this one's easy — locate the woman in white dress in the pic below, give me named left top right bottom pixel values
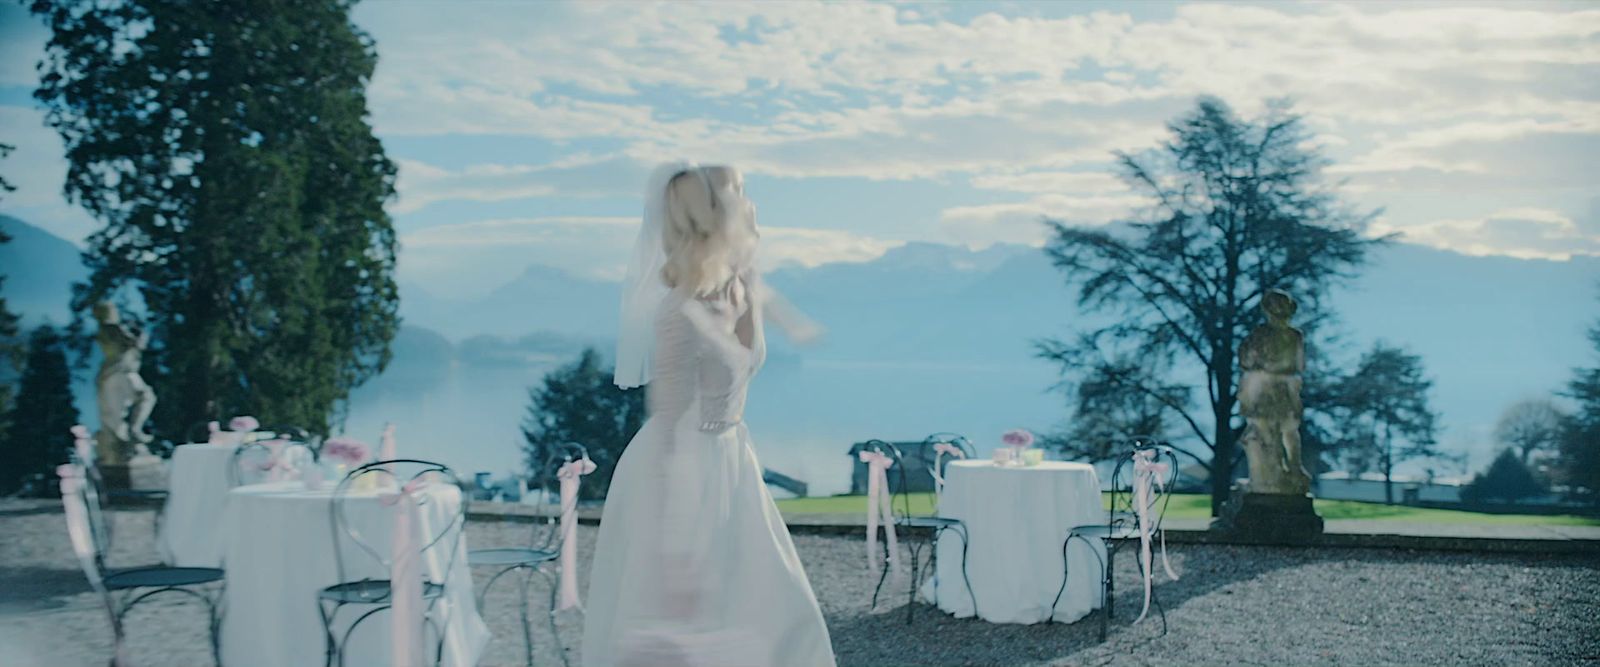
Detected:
left=581, top=163, right=836, bottom=667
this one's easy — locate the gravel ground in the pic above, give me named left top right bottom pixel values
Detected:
left=2, top=501, right=1597, bottom=667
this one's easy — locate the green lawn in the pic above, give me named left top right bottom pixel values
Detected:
left=775, top=493, right=1600, bottom=526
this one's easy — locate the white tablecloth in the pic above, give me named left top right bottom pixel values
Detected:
left=920, top=460, right=1106, bottom=624
left=158, top=443, right=235, bottom=566
left=219, top=481, right=489, bottom=667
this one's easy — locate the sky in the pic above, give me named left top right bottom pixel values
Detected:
left=1, top=1, right=1598, bottom=298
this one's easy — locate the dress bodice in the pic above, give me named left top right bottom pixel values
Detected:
left=647, top=272, right=767, bottom=430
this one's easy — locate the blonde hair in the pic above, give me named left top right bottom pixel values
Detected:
left=660, top=165, right=756, bottom=296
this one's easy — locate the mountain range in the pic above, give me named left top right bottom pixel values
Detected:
left=3, top=214, right=1596, bottom=485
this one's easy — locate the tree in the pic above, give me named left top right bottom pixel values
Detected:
left=1495, top=399, right=1566, bottom=468
left=1329, top=342, right=1441, bottom=504
left=1042, top=342, right=1187, bottom=462
left=0, top=326, right=79, bottom=496
left=0, top=142, right=22, bottom=441
left=1558, top=299, right=1600, bottom=502
left=1461, top=448, right=1546, bottom=504
left=31, top=0, right=399, bottom=439
left=521, top=348, right=647, bottom=501
left=1039, top=97, right=1386, bottom=515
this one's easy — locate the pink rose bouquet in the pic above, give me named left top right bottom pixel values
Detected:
left=322, top=437, right=371, bottom=466
left=1001, top=429, right=1035, bottom=449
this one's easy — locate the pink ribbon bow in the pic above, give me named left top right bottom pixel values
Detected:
left=254, top=440, right=301, bottom=482
left=859, top=450, right=903, bottom=604
left=929, top=442, right=965, bottom=494
left=1131, top=449, right=1180, bottom=623
left=70, top=425, right=93, bottom=465
left=380, top=479, right=429, bottom=667
left=556, top=457, right=597, bottom=611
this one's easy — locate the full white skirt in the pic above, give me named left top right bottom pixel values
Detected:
left=581, top=404, right=836, bottom=667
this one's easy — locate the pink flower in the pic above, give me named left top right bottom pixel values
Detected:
left=322, top=437, right=371, bottom=465
left=229, top=416, right=260, bottom=432
left=70, top=425, right=90, bottom=440
left=1002, top=429, right=1035, bottom=448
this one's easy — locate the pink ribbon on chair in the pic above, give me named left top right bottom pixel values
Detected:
left=70, top=425, right=93, bottom=465
left=59, top=463, right=127, bottom=666
left=929, top=442, right=965, bottom=493
left=380, top=423, right=398, bottom=463
left=257, top=440, right=299, bottom=482
left=556, top=456, right=597, bottom=611
left=380, top=479, right=428, bottom=667
left=859, top=450, right=903, bottom=601
left=1131, top=449, right=1180, bottom=623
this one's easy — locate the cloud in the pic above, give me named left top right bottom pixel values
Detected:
left=391, top=153, right=636, bottom=214
left=1372, top=207, right=1600, bottom=260
left=939, top=193, right=1147, bottom=248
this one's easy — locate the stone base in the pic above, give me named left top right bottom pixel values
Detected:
left=127, top=454, right=168, bottom=491
left=98, top=464, right=133, bottom=491
left=1210, top=488, right=1325, bottom=544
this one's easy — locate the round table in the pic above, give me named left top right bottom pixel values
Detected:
left=158, top=443, right=236, bottom=566
left=219, top=481, right=489, bottom=667
left=920, top=459, right=1106, bottom=624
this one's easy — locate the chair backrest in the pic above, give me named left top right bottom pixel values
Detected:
left=858, top=439, right=918, bottom=522
left=229, top=440, right=316, bottom=488
left=521, top=442, right=590, bottom=553
left=1107, top=438, right=1180, bottom=533
left=330, top=459, right=469, bottom=586
left=260, top=425, right=318, bottom=458
left=918, top=432, right=975, bottom=501
left=57, top=464, right=109, bottom=590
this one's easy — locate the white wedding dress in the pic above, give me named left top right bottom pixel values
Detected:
left=582, top=274, right=836, bottom=667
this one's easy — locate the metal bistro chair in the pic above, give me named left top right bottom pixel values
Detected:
left=467, top=442, right=589, bottom=667
left=864, top=438, right=978, bottom=624
left=58, top=461, right=225, bottom=666
left=70, top=441, right=170, bottom=549
left=317, top=459, right=469, bottom=667
left=1050, top=438, right=1179, bottom=641
left=228, top=439, right=316, bottom=488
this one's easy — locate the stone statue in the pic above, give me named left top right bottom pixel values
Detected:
left=93, top=301, right=157, bottom=466
left=1236, top=289, right=1312, bottom=495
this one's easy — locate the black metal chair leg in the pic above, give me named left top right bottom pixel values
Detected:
left=518, top=566, right=535, bottom=667
left=869, top=531, right=891, bottom=612
left=957, top=524, right=977, bottom=617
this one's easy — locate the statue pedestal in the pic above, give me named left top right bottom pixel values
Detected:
left=127, top=453, right=168, bottom=492
left=1211, top=486, right=1324, bottom=544
left=98, top=458, right=168, bottom=495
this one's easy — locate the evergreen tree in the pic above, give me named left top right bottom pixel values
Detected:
left=31, top=0, right=399, bottom=438
left=521, top=348, right=647, bottom=501
left=1038, top=97, right=1386, bottom=515
left=1461, top=448, right=1546, bottom=504
left=1328, top=342, right=1440, bottom=504
left=0, top=326, right=78, bottom=496
left=1558, top=298, right=1600, bottom=502
left=0, top=142, right=22, bottom=446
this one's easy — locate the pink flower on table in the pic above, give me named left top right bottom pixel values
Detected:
left=1001, top=429, right=1035, bottom=448
left=229, top=416, right=260, bottom=432
left=322, top=437, right=371, bottom=466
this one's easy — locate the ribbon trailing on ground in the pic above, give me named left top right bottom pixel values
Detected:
left=380, top=479, right=428, bottom=667
left=556, top=456, right=597, bottom=611
left=859, top=450, right=903, bottom=603
left=1131, top=449, right=1180, bottom=623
